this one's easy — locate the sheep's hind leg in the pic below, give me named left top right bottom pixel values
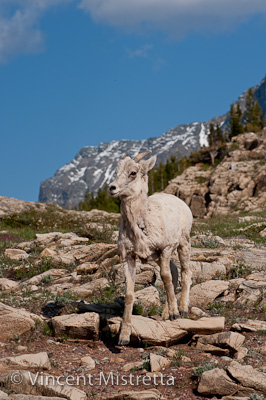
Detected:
left=118, top=256, right=136, bottom=346
left=161, top=260, right=178, bottom=320
left=159, top=248, right=179, bottom=320
left=177, top=237, right=192, bottom=317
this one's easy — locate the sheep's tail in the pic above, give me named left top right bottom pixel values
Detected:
left=170, top=260, right=179, bottom=294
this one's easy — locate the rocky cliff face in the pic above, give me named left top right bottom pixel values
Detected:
left=164, top=129, right=266, bottom=217
left=39, top=76, right=266, bottom=209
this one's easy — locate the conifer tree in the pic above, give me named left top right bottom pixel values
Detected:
left=79, top=185, right=120, bottom=213
left=216, top=123, right=224, bottom=143
left=208, top=123, right=215, bottom=147
left=244, top=88, right=263, bottom=132
left=229, top=103, right=244, bottom=139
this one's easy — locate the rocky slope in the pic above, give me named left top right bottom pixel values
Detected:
left=39, top=76, right=266, bottom=208
left=165, top=129, right=266, bottom=217
left=0, top=204, right=266, bottom=399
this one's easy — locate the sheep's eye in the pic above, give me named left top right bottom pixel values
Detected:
left=130, top=171, right=137, bottom=177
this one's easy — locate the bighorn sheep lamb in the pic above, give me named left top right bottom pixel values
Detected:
left=109, top=152, right=193, bottom=345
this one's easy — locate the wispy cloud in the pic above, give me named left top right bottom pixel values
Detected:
left=126, top=44, right=153, bottom=59
left=1, top=0, right=266, bottom=63
left=0, top=0, right=72, bottom=63
left=79, top=0, right=266, bottom=38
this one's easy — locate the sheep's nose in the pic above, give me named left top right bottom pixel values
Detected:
left=109, top=185, right=116, bottom=191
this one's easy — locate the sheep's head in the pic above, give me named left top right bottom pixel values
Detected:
left=109, top=152, right=157, bottom=198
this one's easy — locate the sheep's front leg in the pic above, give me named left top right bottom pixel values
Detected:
left=178, top=238, right=192, bottom=317
left=118, top=256, right=136, bottom=346
left=159, top=247, right=179, bottom=320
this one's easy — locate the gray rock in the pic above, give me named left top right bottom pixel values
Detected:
left=72, top=278, right=109, bottom=297
left=150, top=353, right=171, bottom=372
left=0, top=303, right=41, bottom=342
left=227, top=361, right=266, bottom=394
left=198, top=368, right=239, bottom=396
left=51, top=312, right=100, bottom=340
left=0, top=390, right=8, bottom=399
left=196, top=331, right=245, bottom=356
left=134, top=286, right=160, bottom=307
left=232, top=320, right=266, bottom=332
left=4, top=249, right=29, bottom=261
left=189, top=280, right=229, bottom=307
left=0, top=352, right=51, bottom=370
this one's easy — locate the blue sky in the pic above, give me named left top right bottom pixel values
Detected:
left=1, top=0, right=266, bottom=202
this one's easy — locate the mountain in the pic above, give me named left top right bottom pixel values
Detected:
left=39, top=76, right=266, bottom=208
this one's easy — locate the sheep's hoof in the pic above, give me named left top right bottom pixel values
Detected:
left=169, top=313, right=179, bottom=321
left=180, top=311, right=188, bottom=318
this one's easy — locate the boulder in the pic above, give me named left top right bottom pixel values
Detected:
left=234, top=347, right=248, bottom=360
left=122, top=361, right=144, bottom=372
left=190, top=307, right=208, bottom=318
left=0, top=278, right=19, bottom=291
left=51, top=312, right=100, bottom=340
left=150, top=353, right=171, bottom=372
left=39, top=248, right=57, bottom=258
left=189, top=280, right=229, bottom=307
left=80, top=355, right=95, bottom=370
left=198, top=368, right=239, bottom=396
left=76, top=262, right=98, bottom=274
left=227, top=361, right=266, bottom=394
left=196, top=331, right=245, bottom=356
left=134, top=286, right=160, bottom=307
left=0, top=352, right=51, bottom=370
left=24, top=269, right=69, bottom=286
left=4, top=249, right=29, bottom=261
left=191, top=261, right=226, bottom=282
left=72, top=278, right=109, bottom=297
left=0, top=303, right=41, bottom=342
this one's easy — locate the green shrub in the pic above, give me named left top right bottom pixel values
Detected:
left=193, top=363, right=216, bottom=378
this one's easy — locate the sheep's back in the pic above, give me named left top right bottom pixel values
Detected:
left=147, top=193, right=192, bottom=248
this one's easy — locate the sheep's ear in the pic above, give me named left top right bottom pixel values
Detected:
left=140, top=155, right=157, bottom=173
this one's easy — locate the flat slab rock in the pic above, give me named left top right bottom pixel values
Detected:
left=108, top=315, right=225, bottom=346
left=24, top=269, right=69, bottom=286
left=0, top=370, right=86, bottom=400
left=51, top=312, right=100, bottom=340
left=189, top=280, right=229, bottom=307
left=196, top=331, right=245, bottom=356
left=107, top=389, right=163, bottom=400
left=232, top=319, right=266, bottom=332
left=227, top=361, right=266, bottom=394
left=0, top=352, right=51, bottom=370
left=72, top=278, right=109, bottom=297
